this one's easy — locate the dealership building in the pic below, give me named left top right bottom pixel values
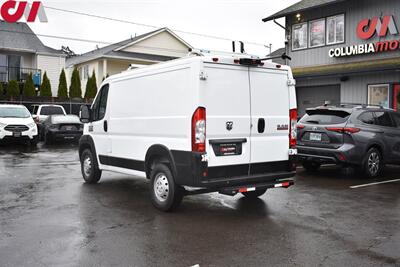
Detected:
left=263, top=0, right=400, bottom=115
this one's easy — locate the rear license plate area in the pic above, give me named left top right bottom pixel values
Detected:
left=309, top=132, right=322, bottom=141
left=212, top=143, right=242, bottom=156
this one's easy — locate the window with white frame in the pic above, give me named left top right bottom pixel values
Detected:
left=309, top=18, right=326, bottom=47
left=292, top=22, right=308, bottom=50
left=82, top=65, right=89, bottom=80
left=368, top=84, right=390, bottom=108
left=327, top=14, right=345, bottom=45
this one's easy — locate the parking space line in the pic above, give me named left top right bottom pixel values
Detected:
left=350, top=179, right=400, bottom=189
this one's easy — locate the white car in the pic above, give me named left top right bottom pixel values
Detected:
left=0, top=104, right=38, bottom=146
left=79, top=52, right=297, bottom=211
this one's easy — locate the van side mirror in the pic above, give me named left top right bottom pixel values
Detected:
left=80, top=105, right=91, bottom=123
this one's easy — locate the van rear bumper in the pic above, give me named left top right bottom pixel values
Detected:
left=200, top=171, right=295, bottom=189
left=171, top=150, right=296, bottom=189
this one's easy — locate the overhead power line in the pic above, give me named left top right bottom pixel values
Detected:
left=44, top=5, right=271, bottom=48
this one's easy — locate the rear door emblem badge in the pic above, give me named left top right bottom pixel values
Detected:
left=226, top=121, right=233, bottom=131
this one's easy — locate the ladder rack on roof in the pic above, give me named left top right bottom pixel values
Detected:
left=187, top=48, right=259, bottom=59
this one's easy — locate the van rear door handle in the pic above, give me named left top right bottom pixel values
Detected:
left=258, top=118, right=265, bottom=133
left=104, top=120, right=108, bottom=132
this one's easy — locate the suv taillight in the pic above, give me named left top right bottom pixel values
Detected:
left=326, top=127, right=360, bottom=134
left=289, top=109, right=297, bottom=148
left=192, top=107, right=206, bottom=152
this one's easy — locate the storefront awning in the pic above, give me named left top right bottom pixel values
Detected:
left=292, top=57, right=400, bottom=78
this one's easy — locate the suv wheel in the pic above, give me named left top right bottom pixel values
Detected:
left=150, top=163, right=184, bottom=212
left=80, top=148, right=102, bottom=184
left=302, top=161, right=321, bottom=172
left=363, top=148, right=382, bottom=178
left=241, top=189, right=267, bottom=198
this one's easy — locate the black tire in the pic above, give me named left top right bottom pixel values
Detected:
left=80, top=148, right=102, bottom=184
left=150, top=163, right=184, bottom=212
left=241, top=189, right=267, bottom=198
left=30, top=136, right=38, bottom=147
left=44, top=132, right=53, bottom=145
left=363, top=148, right=383, bottom=178
left=302, top=161, right=321, bottom=172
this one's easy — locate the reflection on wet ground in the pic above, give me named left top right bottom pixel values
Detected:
left=0, top=144, right=399, bottom=266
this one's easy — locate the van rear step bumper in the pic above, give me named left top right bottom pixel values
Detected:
left=184, top=178, right=294, bottom=196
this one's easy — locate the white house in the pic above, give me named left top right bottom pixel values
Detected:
left=66, top=27, right=192, bottom=95
left=0, top=20, right=66, bottom=96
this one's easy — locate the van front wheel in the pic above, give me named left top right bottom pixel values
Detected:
left=80, top=149, right=102, bottom=184
left=150, top=163, right=184, bottom=212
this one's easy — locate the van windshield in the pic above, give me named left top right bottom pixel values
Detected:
left=0, top=106, right=31, bottom=118
left=300, top=109, right=350, bottom=125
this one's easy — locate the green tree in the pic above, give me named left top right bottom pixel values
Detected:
left=23, top=73, right=36, bottom=97
left=85, top=71, right=98, bottom=99
left=7, top=80, right=19, bottom=97
left=57, top=69, right=68, bottom=98
left=40, top=72, right=52, bottom=97
left=0, top=82, right=3, bottom=96
left=69, top=68, right=82, bottom=98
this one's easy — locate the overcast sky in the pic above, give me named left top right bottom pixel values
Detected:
left=28, top=0, right=300, bottom=56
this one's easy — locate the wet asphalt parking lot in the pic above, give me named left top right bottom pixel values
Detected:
left=0, top=143, right=399, bottom=267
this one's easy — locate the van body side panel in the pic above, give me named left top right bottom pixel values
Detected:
left=249, top=68, right=290, bottom=163
left=106, top=64, right=196, bottom=169
left=201, top=63, right=251, bottom=168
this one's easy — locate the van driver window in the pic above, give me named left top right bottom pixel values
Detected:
left=92, top=84, right=109, bottom=121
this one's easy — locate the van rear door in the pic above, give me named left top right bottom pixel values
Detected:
left=203, top=64, right=251, bottom=168
left=249, top=68, right=290, bottom=164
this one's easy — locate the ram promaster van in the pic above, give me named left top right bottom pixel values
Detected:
left=79, top=52, right=298, bottom=211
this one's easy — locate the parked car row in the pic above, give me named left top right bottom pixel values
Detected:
left=0, top=104, right=83, bottom=146
left=297, top=104, right=400, bottom=178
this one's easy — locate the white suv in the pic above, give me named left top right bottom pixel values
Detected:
left=0, top=104, right=38, bottom=145
left=79, top=53, right=298, bottom=211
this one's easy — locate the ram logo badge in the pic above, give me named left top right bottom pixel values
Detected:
left=226, top=121, right=233, bottom=131
left=277, top=124, right=289, bottom=131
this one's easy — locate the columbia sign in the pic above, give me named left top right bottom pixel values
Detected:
left=0, top=1, right=47, bottom=23
left=329, top=15, right=399, bottom=58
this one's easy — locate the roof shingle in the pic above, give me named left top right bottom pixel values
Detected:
left=0, top=20, right=64, bottom=56
left=262, top=0, right=346, bottom=22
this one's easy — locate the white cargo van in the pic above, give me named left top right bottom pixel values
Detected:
left=79, top=52, right=297, bottom=211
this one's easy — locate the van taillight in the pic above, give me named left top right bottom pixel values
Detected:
left=289, top=109, right=297, bottom=148
left=192, top=107, right=206, bottom=152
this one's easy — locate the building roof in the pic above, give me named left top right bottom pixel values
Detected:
left=262, top=0, right=346, bottom=22
left=66, top=27, right=192, bottom=67
left=0, top=20, right=64, bottom=56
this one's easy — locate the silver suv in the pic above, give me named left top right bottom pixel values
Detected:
left=297, top=104, right=400, bottom=178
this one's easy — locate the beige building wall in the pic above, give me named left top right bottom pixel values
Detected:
left=121, top=31, right=189, bottom=58
left=36, top=54, right=66, bottom=96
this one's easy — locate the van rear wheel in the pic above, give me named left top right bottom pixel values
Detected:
left=150, top=163, right=184, bottom=212
left=80, top=149, right=102, bottom=184
left=241, top=189, right=267, bottom=198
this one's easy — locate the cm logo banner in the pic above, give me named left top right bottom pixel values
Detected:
left=357, top=15, right=398, bottom=40
left=0, top=1, right=47, bottom=23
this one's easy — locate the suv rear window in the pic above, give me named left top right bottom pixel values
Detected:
left=300, top=109, right=350, bottom=125
left=374, top=112, right=394, bottom=127
left=358, top=112, right=375, bottom=125
left=40, top=106, right=64, bottom=115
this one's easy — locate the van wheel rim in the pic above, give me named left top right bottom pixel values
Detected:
left=83, top=156, right=92, bottom=177
left=154, top=173, right=169, bottom=202
left=368, top=152, right=380, bottom=175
